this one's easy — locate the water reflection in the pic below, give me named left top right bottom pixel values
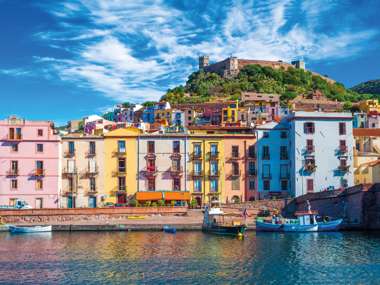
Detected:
left=0, top=231, right=380, bottom=284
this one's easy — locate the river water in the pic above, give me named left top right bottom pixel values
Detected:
left=0, top=231, right=379, bottom=284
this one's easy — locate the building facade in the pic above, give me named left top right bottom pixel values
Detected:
left=61, top=134, right=104, bottom=208
left=0, top=117, right=60, bottom=208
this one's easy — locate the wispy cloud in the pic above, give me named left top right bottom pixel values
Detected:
left=22, top=0, right=379, bottom=102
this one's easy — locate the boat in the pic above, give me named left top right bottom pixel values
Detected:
left=9, top=225, right=52, bottom=234
left=317, top=218, right=343, bottom=231
left=256, top=220, right=283, bottom=232
left=163, top=225, right=177, bottom=234
left=202, top=204, right=246, bottom=237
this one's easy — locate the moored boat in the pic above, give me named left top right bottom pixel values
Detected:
left=202, top=205, right=246, bottom=237
left=317, top=218, right=343, bottom=231
left=9, top=225, right=52, bottom=234
left=163, top=225, right=177, bottom=234
left=256, top=220, right=283, bottom=232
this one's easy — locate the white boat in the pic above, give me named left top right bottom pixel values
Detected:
left=9, top=225, right=52, bottom=233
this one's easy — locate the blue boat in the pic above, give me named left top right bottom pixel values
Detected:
left=256, top=220, right=283, bottom=232
left=318, top=219, right=343, bottom=231
left=163, top=225, right=176, bottom=234
left=9, top=225, right=52, bottom=234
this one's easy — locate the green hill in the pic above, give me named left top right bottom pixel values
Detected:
left=161, top=64, right=372, bottom=108
left=351, top=79, right=380, bottom=95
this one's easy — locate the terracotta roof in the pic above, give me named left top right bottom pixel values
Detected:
left=353, top=128, right=380, bottom=137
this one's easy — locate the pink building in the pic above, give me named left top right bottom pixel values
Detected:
left=0, top=116, right=60, bottom=208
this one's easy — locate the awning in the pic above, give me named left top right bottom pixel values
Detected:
left=164, top=192, right=191, bottom=201
left=136, top=192, right=163, bottom=201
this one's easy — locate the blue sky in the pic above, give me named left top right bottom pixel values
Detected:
left=0, top=0, right=380, bottom=125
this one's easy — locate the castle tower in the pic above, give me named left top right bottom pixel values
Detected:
left=291, top=60, right=305, bottom=70
left=199, top=55, right=209, bottom=70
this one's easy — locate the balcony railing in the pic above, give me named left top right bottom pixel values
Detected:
left=230, top=169, right=241, bottom=177
left=87, top=188, right=98, bottom=195
left=169, top=166, right=183, bottom=176
left=113, top=150, right=126, bottom=157
left=113, top=186, right=127, bottom=195
left=84, top=167, right=98, bottom=177
left=338, top=164, right=350, bottom=172
left=64, top=151, right=75, bottom=158
left=304, top=162, right=317, bottom=172
left=248, top=152, right=256, bottom=160
left=85, top=151, right=96, bottom=158
left=145, top=153, right=156, bottom=159
left=305, top=145, right=315, bottom=154
left=208, top=151, right=219, bottom=160
left=208, top=170, right=220, bottom=177
left=262, top=173, right=272, bottom=179
left=339, top=145, right=348, bottom=154
left=230, top=154, right=240, bottom=160
left=62, top=167, right=77, bottom=177
left=6, top=169, right=19, bottom=176
left=34, top=169, right=45, bottom=177
left=144, top=166, right=158, bottom=176
left=247, top=169, right=256, bottom=177
left=63, top=188, right=77, bottom=196
left=112, top=168, right=127, bottom=177
left=191, top=152, right=202, bottom=160
left=7, top=134, right=22, bottom=141
left=190, top=170, right=204, bottom=177
left=170, top=152, right=181, bottom=159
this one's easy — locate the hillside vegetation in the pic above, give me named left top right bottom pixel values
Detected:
left=351, top=79, right=380, bottom=95
left=161, top=64, right=372, bottom=107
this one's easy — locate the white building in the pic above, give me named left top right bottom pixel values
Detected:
left=289, top=111, right=354, bottom=197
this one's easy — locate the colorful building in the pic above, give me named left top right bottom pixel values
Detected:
left=221, top=101, right=239, bottom=125
left=358, top=99, right=380, bottom=114
left=0, top=116, right=60, bottom=208
left=103, top=127, right=141, bottom=204
left=61, top=134, right=104, bottom=208
left=241, top=92, right=280, bottom=124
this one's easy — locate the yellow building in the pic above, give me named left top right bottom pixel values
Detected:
left=103, top=127, right=141, bottom=204
left=221, top=101, right=239, bottom=125
left=188, top=135, right=225, bottom=205
left=358, top=99, right=380, bottom=113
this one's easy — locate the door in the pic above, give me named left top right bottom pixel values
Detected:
left=88, top=196, right=97, bottom=208
left=67, top=196, right=76, bottom=208
left=35, top=198, right=43, bottom=209
left=117, top=193, right=127, bottom=204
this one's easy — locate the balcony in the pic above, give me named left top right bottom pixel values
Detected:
left=85, top=151, right=96, bottom=158
left=63, top=189, right=77, bottom=196
left=230, top=169, right=241, bottom=177
left=230, top=154, right=240, bottom=160
left=190, top=170, right=204, bottom=177
left=145, top=153, right=156, bottom=159
left=113, top=150, right=126, bottom=157
left=170, top=152, right=181, bottom=159
left=112, top=168, right=127, bottom=177
left=208, top=151, right=219, bottom=160
left=169, top=166, right=183, bottom=176
left=6, top=169, right=19, bottom=176
left=208, top=170, right=220, bottom=178
left=261, top=173, right=272, bottom=179
left=338, top=164, right=350, bottom=172
left=190, top=152, right=202, bottom=160
left=33, top=168, right=45, bottom=177
left=62, top=167, right=77, bottom=177
left=113, top=186, right=127, bottom=195
left=87, top=188, right=98, bottom=195
left=339, top=145, right=348, bottom=154
left=247, top=152, right=256, bottom=160
left=144, top=166, right=158, bottom=176
left=84, top=166, right=98, bottom=177
left=304, top=162, right=317, bottom=172
left=247, top=169, right=256, bottom=177
left=6, top=134, right=22, bottom=141
left=64, top=151, right=75, bottom=158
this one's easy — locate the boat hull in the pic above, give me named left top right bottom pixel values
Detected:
left=9, top=225, right=52, bottom=233
left=256, top=221, right=283, bottom=232
left=317, top=219, right=343, bottom=231
left=202, top=225, right=246, bottom=236
left=283, top=224, right=318, bottom=232
left=163, top=226, right=177, bottom=234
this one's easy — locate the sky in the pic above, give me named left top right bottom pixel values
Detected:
left=0, top=0, right=380, bottom=125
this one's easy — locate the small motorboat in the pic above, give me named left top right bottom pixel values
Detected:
left=163, top=225, right=177, bottom=234
left=9, top=225, right=52, bottom=234
left=256, top=220, right=283, bottom=232
left=202, top=204, right=246, bottom=237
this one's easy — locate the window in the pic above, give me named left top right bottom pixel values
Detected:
left=210, top=144, right=218, bottom=156
left=248, top=145, right=255, bottom=158
left=9, top=198, right=17, bottom=207
left=232, top=162, right=239, bottom=176
left=68, top=177, right=74, bottom=191
left=147, top=159, right=155, bottom=171
left=263, top=180, right=270, bottom=191
left=118, top=177, right=126, bottom=191
left=194, top=179, right=202, bottom=192
left=36, top=179, right=43, bottom=190
left=194, top=144, right=201, bottom=157
left=89, top=159, right=96, bottom=173
left=223, top=110, right=228, bottom=121
left=89, top=141, right=96, bottom=155
left=262, top=164, right=271, bottom=179
left=9, top=128, right=14, bottom=139
left=37, top=129, right=43, bottom=136
left=68, top=141, right=75, bottom=154
left=172, top=159, right=180, bottom=171
left=280, top=164, right=288, bottom=179
left=341, top=179, right=348, bottom=188
left=304, top=122, right=315, bottom=134
left=90, top=177, right=96, bottom=191
left=37, top=143, right=44, bottom=153
left=118, top=141, right=126, bottom=153
left=9, top=128, right=22, bottom=140
left=263, top=132, right=269, bottom=138
left=280, top=146, right=288, bottom=160
left=11, top=179, right=18, bottom=190
left=148, top=141, right=155, bottom=153
left=148, top=178, right=155, bottom=191
left=11, top=144, right=18, bottom=152
left=35, top=198, right=43, bottom=209
left=307, top=179, right=314, bottom=193
left=118, top=158, right=126, bottom=172
left=36, top=161, right=44, bottom=175
left=340, top=140, right=347, bottom=152
left=173, top=178, right=181, bottom=191
left=249, top=179, right=255, bottom=191
left=210, top=161, right=218, bottom=175
left=210, top=179, right=218, bottom=192
left=262, top=146, right=270, bottom=160
left=280, top=131, right=287, bottom=139
left=232, top=146, right=239, bottom=158
left=11, top=160, right=18, bottom=172
left=339, top=122, right=346, bottom=135
left=173, top=141, right=180, bottom=153
left=248, top=161, right=255, bottom=176
left=281, top=180, right=288, bottom=191
left=340, top=158, right=347, bottom=168
left=194, top=161, right=202, bottom=175
left=306, top=139, right=314, bottom=153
